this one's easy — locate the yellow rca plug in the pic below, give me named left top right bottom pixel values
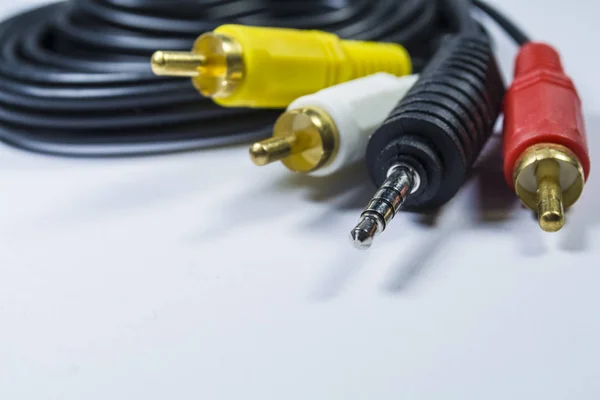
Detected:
left=151, top=25, right=412, bottom=109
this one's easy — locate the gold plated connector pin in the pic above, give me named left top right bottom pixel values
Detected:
left=151, top=32, right=244, bottom=98
left=535, top=159, right=565, bottom=231
left=151, top=24, right=411, bottom=108
left=250, top=137, right=298, bottom=167
left=513, top=144, right=585, bottom=232
left=249, top=108, right=339, bottom=173
left=151, top=51, right=206, bottom=77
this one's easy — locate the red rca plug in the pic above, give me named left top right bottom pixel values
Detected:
left=503, top=43, right=590, bottom=232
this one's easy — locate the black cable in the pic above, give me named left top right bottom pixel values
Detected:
left=473, top=0, right=531, bottom=45
left=442, top=0, right=478, bottom=34
left=0, top=0, right=529, bottom=157
left=0, top=0, right=445, bottom=157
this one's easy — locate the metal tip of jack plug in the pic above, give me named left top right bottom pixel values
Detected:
left=350, top=215, right=380, bottom=250
left=349, top=164, right=420, bottom=250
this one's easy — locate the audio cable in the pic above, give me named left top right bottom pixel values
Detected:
left=0, top=0, right=446, bottom=156
left=0, top=1, right=590, bottom=234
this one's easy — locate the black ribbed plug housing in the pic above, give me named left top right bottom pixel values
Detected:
left=366, top=33, right=505, bottom=210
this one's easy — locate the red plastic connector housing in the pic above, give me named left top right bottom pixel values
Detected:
left=503, top=42, right=590, bottom=186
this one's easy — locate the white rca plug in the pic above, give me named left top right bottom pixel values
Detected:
left=249, top=72, right=418, bottom=176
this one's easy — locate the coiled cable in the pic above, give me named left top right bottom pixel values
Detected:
left=0, top=0, right=446, bottom=156
left=473, top=0, right=530, bottom=45
left=0, top=0, right=523, bottom=157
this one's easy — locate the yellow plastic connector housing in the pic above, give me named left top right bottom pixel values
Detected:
left=151, top=24, right=412, bottom=109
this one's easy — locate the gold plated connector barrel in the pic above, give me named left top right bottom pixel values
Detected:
left=152, top=32, right=243, bottom=99
left=513, top=144, right=585, bottom=232
left=250, top=108, right=338, bottom=173
left=151, top=25, right=412, bottom=108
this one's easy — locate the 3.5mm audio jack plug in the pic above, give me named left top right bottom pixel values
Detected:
left=351, top=164, right=420, bottom=249
left=352, top=33, right=505, bottom=250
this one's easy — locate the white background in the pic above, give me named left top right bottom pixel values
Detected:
left=1, top=1, right=599, bottom=399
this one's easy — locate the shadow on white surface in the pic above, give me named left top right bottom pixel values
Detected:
left=188, top=161, right=375, bottom=242
left=310, top=249, right=369, bottom=300
left=382, top=210, right=448, bottom=293
left=382, top=134, right=539, bottom=293
left=278, top=162, right=375, bottom=212
left=380, top=113, right=600, bottom=292
left=559, top=114, right=600, bottom=253
left=36, top=156, right=215, bottom=227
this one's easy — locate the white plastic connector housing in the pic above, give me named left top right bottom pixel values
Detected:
left=288, top=72, right=418, bottom=176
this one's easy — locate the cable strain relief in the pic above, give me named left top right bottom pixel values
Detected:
left=366, top=33, right=505, bottom=210
left=338, top=40, right=412, bottom=82
left=515, top=42, right=564, bottom=76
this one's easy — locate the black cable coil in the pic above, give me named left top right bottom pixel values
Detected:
left=0, top=0, right=451, bottom=156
